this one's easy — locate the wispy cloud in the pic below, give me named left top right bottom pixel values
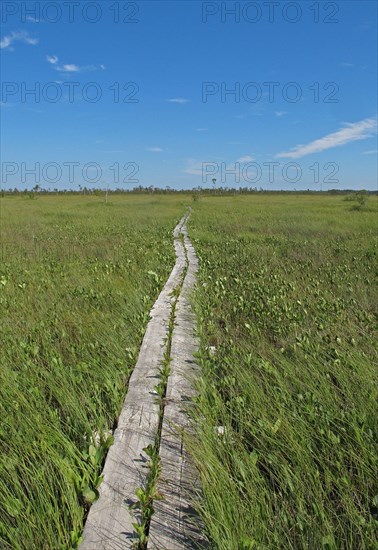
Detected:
left=46, top=54, right=58, bottom=64
left=56, top=64, right=81, bottom=73
left=362, top=149, right=378, bottom=155
left=196, top=128, right=208, bottom=132
left=339, top=62, right=355, bottom=67
left=166, top=98, right=190, bottom=104
left=274, top=111, right=287, bottom=117
left=237, top=155, right=255, bottom=162
left=147, top=147, right=164, bottom=152
left=26, top=15, right=40, bottom=23
left=46, top=55, right=105, bottom=73
left=0, top=31, right=38, bottom=50
left=53, top=62, right=105, bottom=73
left=276, top=117, right=377, bottom=159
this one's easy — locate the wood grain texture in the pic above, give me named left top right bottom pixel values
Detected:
left=80, top=215, right=188, bottom=549
left=147, top=219, right=207, bottom=549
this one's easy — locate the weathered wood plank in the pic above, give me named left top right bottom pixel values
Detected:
left=80, top=216, right=188, bottom=549
left=148, top=220, right=207, bottom=549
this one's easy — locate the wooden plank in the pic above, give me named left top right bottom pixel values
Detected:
left=148, top=222, right=207, bottom=549
left=80, top=216, right=188, bottom=549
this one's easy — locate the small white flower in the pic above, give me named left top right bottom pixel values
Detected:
left=91, top=429, right=113, bottom=448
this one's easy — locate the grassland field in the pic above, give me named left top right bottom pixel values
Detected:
left=0, top=193, right=377, bottom=549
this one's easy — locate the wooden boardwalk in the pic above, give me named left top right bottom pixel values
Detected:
left=80, top=211, right=205, bottom=549
left=147, top=222, right=206, bottom=549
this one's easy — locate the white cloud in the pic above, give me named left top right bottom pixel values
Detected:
left=46, top=54, right=58, bottom=64
left=362, top=149, right=378, bottom=155
left=339, top=62, right=355, bottom=67
left=276, top=117, right=377, bottom=159
left=275, top=111, right=287, bottom=117
left=0, top=31, right=38, bottom=50
left=166, top=98, right=190, bottom=104
left=196, top=128, right=208, bottom=132
left=1, top=37, right=12, bottom=49
left=56, top=64, right=81, bottom=72
left=26, top=15, right=39, bottom=23
left=147, top=147, right=164, bottom=152
left=237, top=155, right=255, bottom=162
left=54, top=62, right=105, bottom=73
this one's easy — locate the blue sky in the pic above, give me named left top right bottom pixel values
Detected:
left=1, top=0, right=377, bottom=190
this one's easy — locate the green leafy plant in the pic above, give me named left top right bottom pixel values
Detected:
left=187, top=193, right=378, bottom=549
left=0, top=194, right=183, bottom=548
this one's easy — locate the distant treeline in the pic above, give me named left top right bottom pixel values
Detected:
left=1, top=186, right=377, bottom=196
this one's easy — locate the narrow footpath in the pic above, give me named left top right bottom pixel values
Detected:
left=81, top=210, right=205, bottom=549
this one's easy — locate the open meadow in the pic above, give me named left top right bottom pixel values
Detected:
left=2, top=0, right=377, bottom=547
left=0, top=192, right=377, bottom=549
left=0, top=194, right=184, bottom=548
left=189, top=193, right=378, bottom=549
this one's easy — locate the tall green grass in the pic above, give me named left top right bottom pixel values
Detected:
left=189, top=195, right=378, bottom=549
left=0, top=194, right=184, bottom=548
